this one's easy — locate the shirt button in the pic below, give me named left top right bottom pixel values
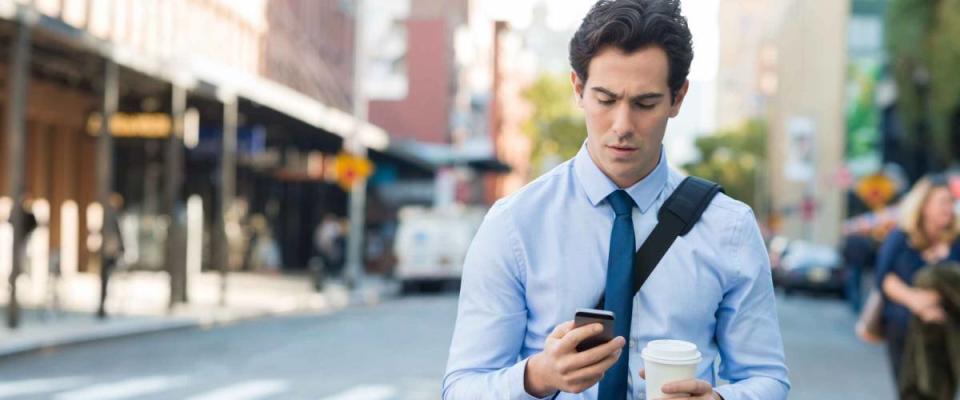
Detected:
left=629, top=339, right=637, bottom=349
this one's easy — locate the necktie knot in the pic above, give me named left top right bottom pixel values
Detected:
left=608, top=190, right=635, bottom=217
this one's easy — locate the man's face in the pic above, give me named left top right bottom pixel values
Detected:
left=572, top=46, right=688, bottom=188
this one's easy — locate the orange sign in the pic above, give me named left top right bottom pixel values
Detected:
left=856, top=173, right=896, bottom=210
left=334, top=153, right=375, bottom=190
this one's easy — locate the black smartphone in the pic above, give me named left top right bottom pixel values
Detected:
left=573, top=308, right=615, bottom=352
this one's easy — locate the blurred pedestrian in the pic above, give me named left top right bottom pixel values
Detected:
left=97, top=193, right=125, bottom=319
left=876, top=174, right=960, bottom=384
left=900, top=261, right=960, bottom=399
left=843, top=233, right=879, bottom=312
left=313, top=214, right=345, bottom=278
left=247, top=214, right=280, bottom=273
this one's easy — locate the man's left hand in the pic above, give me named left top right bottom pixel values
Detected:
left=639, top=369, right=722, bottom=400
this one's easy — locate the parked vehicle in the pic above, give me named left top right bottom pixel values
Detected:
left=393, top=205, right=485, bottom=293
left=769, top=236, right=846, bottom=296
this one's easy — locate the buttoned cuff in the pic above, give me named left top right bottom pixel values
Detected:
left=508, top=357, right=558, bottom=400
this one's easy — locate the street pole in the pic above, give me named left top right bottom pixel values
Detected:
left=166, top=85, right=187, bottom=307
left=96, top=59, right=118, bottom=319
left=344, top=0, right=368, bottom=289
left=4, top=21, right=31, bottom=329
left=219, top=96, right=238, bottom=306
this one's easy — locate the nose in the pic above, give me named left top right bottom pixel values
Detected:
left=610, top=102, right=635, bottom=138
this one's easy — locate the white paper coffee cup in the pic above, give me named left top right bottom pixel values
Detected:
left=641, top=339, right=702, bottom=399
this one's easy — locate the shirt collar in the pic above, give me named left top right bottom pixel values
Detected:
left=573, top=141, right=669, bottom=214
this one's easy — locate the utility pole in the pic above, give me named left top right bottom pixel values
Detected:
left=96, top=59, right=118, bottom=319
left=4, top=20, right=31, bottom=329
left=344, top=0, right=368, bottom=289
left=218, top=96, right=238, bottom=306
left=166, top=85, right=187, bottom=306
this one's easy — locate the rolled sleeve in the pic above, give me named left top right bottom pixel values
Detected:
left=713, top=210, right=790, bottom=400
left=443, top=202, right=548, bottom=400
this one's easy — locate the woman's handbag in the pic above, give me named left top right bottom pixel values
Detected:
left=856, top=289, right=885, bottom=343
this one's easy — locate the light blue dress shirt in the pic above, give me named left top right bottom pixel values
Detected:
left=442, top=144, right=790, bottom=400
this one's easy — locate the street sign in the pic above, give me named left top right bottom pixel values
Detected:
left=785, top=117, right=816, bottom=182
left=855, top=173, right=896, bottom=210
left=334, top=152, right=375, bottom=190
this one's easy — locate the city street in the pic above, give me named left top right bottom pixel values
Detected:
left=0, top=291, right=892, bottom=399
left=0, top=0, right=950, bottom=399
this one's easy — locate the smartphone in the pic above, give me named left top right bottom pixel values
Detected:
left=573, top=308, right=615, bottom=352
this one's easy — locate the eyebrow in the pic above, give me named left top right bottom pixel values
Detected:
left=590, top=87, right=664, bottom=102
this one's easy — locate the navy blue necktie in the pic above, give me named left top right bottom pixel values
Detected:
left=598, top=190, right=636, bottom=400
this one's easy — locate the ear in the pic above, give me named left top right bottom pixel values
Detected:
left=669, top=80, right=690, bottom=118
left=571, top=71, right=585, bottom=108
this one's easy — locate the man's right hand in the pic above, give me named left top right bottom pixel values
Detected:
left=524, top=320, right=626, bottom=397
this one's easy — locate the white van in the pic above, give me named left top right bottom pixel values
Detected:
left=393, top=205, right=486, bottom=291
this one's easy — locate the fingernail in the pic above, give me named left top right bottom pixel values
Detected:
left=595, top=325, right=602, bottom=333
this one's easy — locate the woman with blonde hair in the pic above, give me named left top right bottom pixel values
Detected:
left=877, top=174, right=960, bottom=380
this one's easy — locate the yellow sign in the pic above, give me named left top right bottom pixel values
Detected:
left=856, top=173, right=896, bottom=210
left=86, top=113, right=172, bottom=138
left=334, top=152, right=375, bottom=190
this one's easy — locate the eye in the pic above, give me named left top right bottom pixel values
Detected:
left=598, top=98, right=616, bottom=106
left=633, top=102, right=656, bottom=110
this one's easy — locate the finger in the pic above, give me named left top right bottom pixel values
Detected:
left=567, top=336, right=625, bottom=367
left=563, top=348, right=622, bottom=386
left=550, top=321, right=576, bottom=339
left=639, top=368, right=645, bottom=379
left=661, top=379, right=713, bottom=395
left=931, top=310, right=947, bottom=323
left=559, top=323, right=604, bottom=351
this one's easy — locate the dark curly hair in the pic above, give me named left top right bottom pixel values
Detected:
left=569, top=0, right=694, bottom=103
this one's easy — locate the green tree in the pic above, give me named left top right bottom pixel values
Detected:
left=885, top=0, right=960, bottom=167
left=683, top=120, right=767, bottom=211
left=522, top=73, right=587, bottom=176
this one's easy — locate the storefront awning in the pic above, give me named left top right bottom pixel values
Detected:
left=386, top=140, right=513, bottom=174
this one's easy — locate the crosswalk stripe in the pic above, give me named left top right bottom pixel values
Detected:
left=185, top=380, right=289, bottom=400
left=53, top=376, right=185, bottom=400
left=319, top=384, right=397, bottom=400
left=0, top=377, right=87, bottom=399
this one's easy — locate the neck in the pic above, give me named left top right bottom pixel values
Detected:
left=605, top=151, right=662, bottom=189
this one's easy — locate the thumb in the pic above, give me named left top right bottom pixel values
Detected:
left=639, top=368, right=646, bottom=379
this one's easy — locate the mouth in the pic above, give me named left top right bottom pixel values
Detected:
left=606, top=145, right=638, bottom=156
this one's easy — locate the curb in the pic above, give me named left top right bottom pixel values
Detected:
left=0, top=317, right=199, bottom=359
left=0, top=279, right=401, bottom=359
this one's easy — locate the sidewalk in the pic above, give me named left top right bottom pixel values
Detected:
left=0, top=270, right=399, bottom=358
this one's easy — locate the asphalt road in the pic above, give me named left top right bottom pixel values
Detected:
left=0, top=292, right=894, bottom=399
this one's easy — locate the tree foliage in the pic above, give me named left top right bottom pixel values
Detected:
left=522, top=73, right=587, bottom=176
left=885, top=0, right=960, bottom=166
left=683, top=120, right=767, bottom=211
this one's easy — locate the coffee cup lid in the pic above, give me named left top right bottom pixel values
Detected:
left=641, top=339, right=702, bottom=365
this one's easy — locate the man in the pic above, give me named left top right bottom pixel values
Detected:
left=442, top=1, right=789, bottom=399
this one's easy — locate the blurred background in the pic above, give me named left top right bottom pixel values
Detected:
left=0, top=0, right=953, bottom=398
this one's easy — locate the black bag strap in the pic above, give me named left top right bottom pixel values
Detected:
left=595, top=176, right=723, bottom=309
